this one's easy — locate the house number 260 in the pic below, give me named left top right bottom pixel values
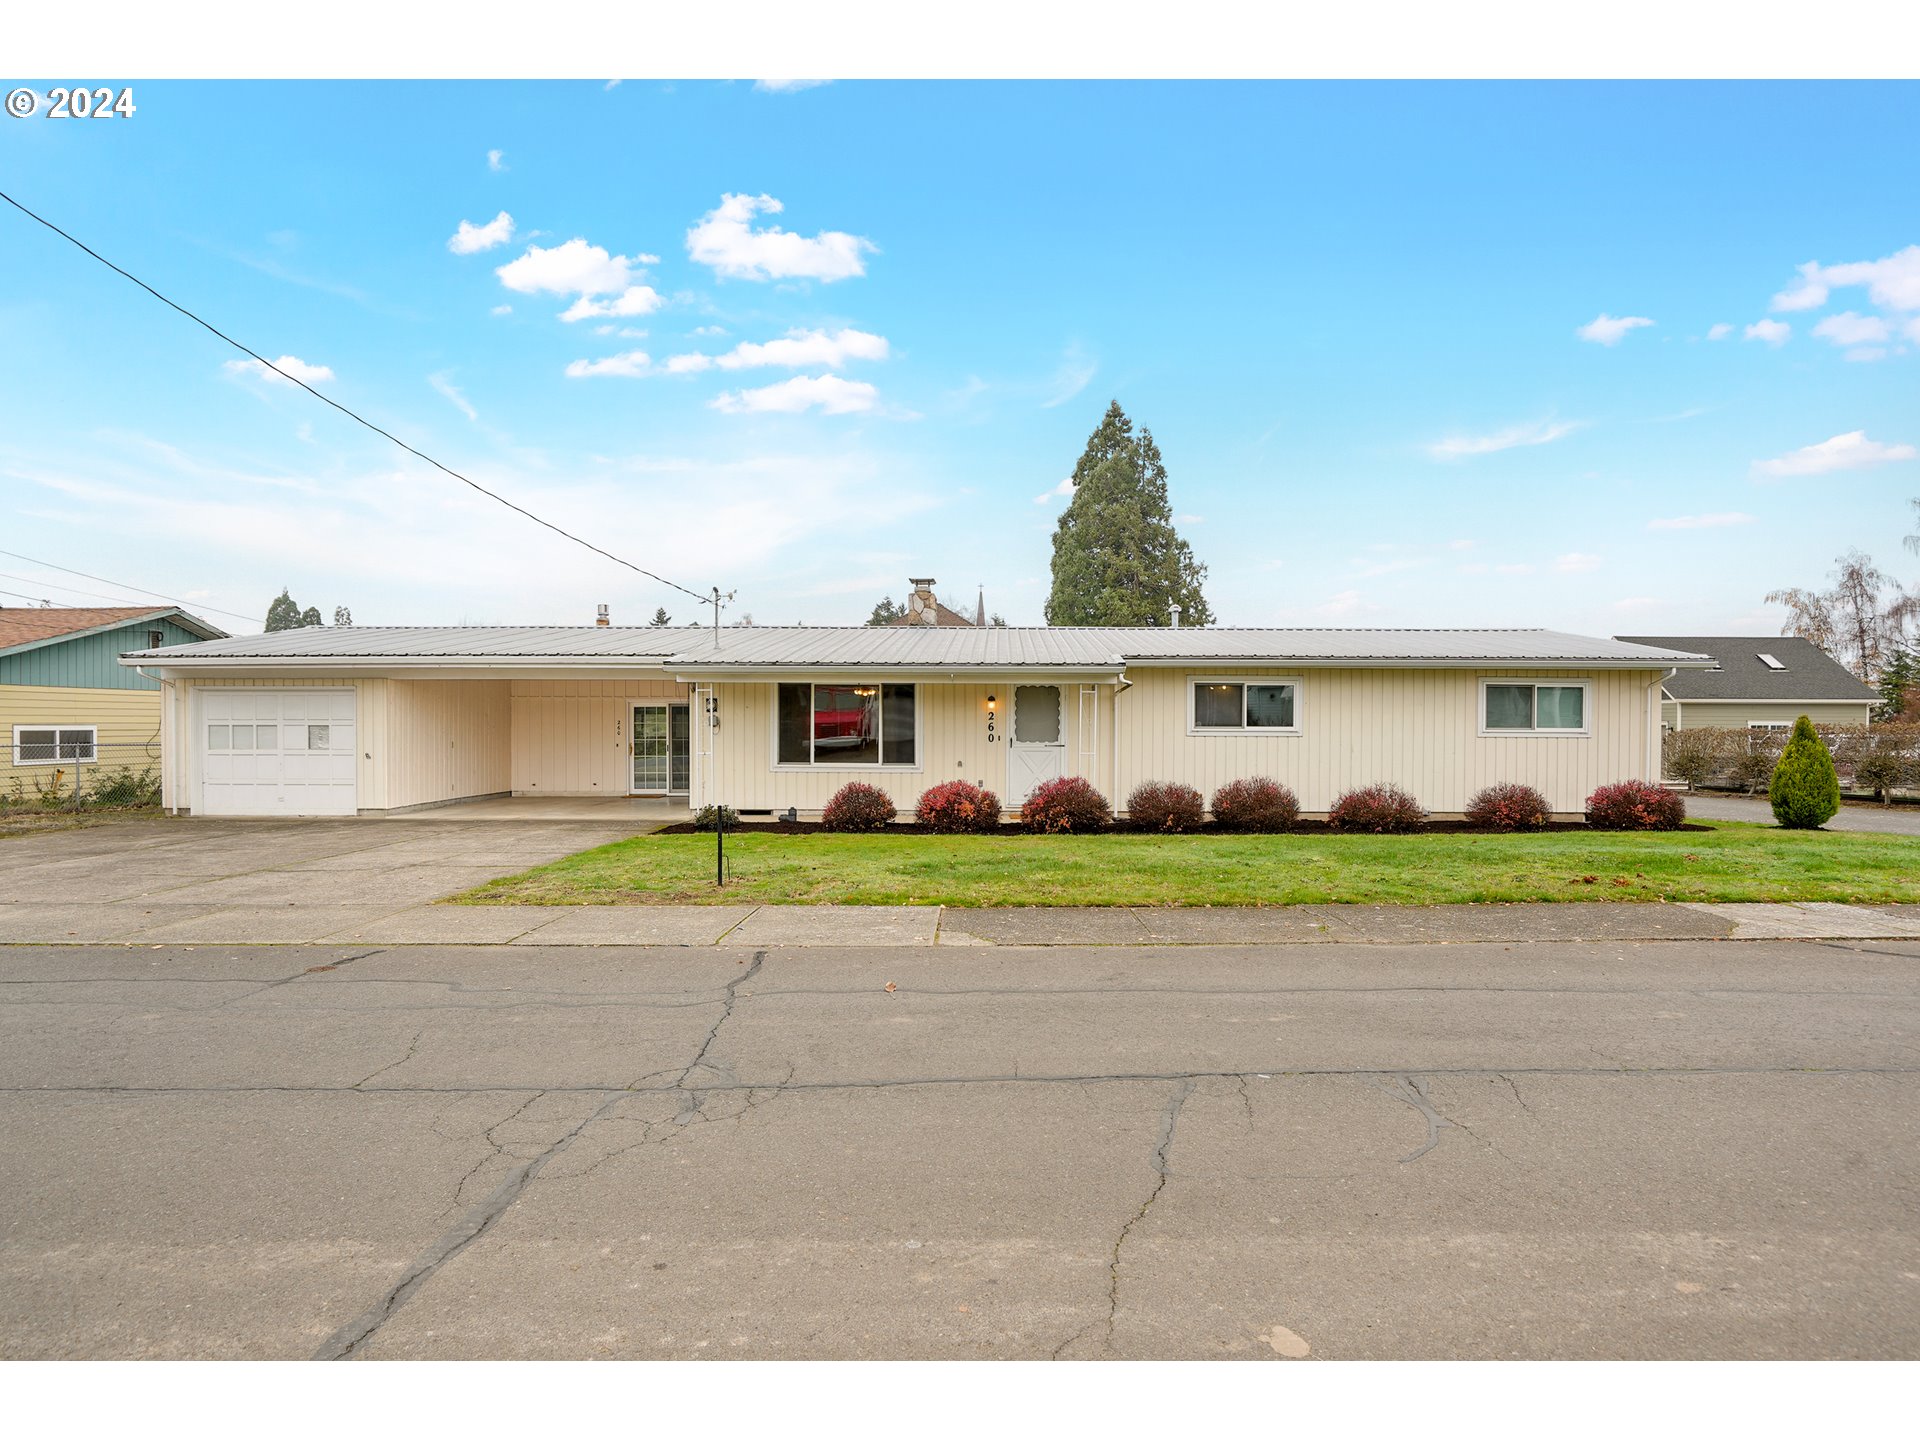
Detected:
left=986, top=712, right=998, bottom=744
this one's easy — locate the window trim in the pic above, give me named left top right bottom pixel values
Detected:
left=770, top=680, right=924, bottom=771
left=1477, top=678, right=1592, bottom=737
left=1186, top=675, right=1304, bottom=736
left=11, top=724, right=98, bottom=766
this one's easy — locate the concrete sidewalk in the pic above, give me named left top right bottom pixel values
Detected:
left=5, top=897, right=1920, bottom=947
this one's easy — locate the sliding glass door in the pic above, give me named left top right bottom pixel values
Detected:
left=632, top=703, right=691, bottom=795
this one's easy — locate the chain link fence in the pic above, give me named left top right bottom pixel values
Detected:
left=1, top=740, right=164, bottom=814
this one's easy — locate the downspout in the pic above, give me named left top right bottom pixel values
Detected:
left=1647, top=668, right=1675, bottom=784
left=1111, top=669, right=1130, bottom=810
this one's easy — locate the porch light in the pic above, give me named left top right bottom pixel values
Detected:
left=987, top=694, right=996, bottom=710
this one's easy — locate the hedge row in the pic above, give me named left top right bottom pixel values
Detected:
left=1663, top=722, right=1920, bottom=800
left=810, top=776, right=1687, bottom=832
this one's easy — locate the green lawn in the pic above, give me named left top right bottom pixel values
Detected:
left=455, top=821, right=1920, bottom=907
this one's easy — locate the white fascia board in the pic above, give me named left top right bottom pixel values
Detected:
left=672, top=665, right=1126, bottom=684
left=1119, top=656, right=1716, bottom=670
left=119, top=654, right=676, bottom=673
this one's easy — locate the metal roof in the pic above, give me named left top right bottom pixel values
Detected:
left=1615, top=635, right=1877, bottom=702
left=122, top=624, right=1712, bottom=671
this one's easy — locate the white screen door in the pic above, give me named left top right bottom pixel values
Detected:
left=1007, top=684, right=1066, bottom=806
left=632, top=704, right=692, bottom=795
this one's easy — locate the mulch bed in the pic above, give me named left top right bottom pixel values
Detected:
left=658, top=818, right=1713, bottom=837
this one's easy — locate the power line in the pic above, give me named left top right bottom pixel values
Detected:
left=0, top=188, right=718, bottom=610
left=0, top=549, right=260, bottom=624
left=0, top=570, right=153, bottom=608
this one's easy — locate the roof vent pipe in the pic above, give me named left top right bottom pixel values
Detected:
left=596, top=604, right=610, bottom=628
left=1169, top=602, right=1182, bottom=629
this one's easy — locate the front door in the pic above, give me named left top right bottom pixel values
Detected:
left=1007, top=684, right=1066, bottom=807
left=632, top=703, right=691, bottom=795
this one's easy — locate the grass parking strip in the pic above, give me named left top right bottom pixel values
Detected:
left=453, top=822, right=1920, bottom=908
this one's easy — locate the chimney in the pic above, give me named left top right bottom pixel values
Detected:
left=1170, top=602, right=1182, bottom=629
left=595, top=603, right=610, bottom=628
left=907, top=577, right=939, bottom=626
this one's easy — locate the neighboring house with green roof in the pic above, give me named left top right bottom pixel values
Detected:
left=1615, top=635, right=1877, bottom=734
left=2, top=605, right=227, bottom=795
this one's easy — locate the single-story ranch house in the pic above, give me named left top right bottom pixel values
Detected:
left=120, top=620, right=1711, bottom=820
left=1614, top=635, right=1877, bottom=733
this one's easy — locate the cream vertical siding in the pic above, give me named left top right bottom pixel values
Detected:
left=1109, top=667, right=1658, bottom=815
left=381, top=680, right=512, bottom=809
left=510, top=678, right=690, bottom=796
left=705, top=667, right=1660, bottom=817
left=704, top=677, right=1104, bottom=813
left=1, top=684, right=164, bottom=796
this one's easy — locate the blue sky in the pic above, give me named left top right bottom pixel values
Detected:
left=2, top=80, right=1916, bottom=635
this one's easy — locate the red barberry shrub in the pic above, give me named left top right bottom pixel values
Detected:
left=1585, top=780, right=1687, bottom=831
left=1019, top=775, right=1112, bottom=833
left=1464, top=782, right=1553, bottom=832
left=1209, top=777, right=1300, bottom=832
left=1127, top=780, right=1205, bottom=832
left=1327, top=783, right=1426, bottom=834
left=820, top=781, right=898, bottom=832
left=914, top=780, right=1003, bottom=833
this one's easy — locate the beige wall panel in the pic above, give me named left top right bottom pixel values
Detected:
left=706, top=668, right=1661, bottom=817
left=381, top=679, right=512, bottom=809
left=510, top=678, right=689, bottom=796
left=1669, top=700, right=1872, bottom=730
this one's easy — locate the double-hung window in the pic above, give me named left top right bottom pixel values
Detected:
left=776, top=683, right=917, bottom=766
left=1189, top=678, right=1301, bottom=734
left=12, top=725, right=97, bottom=765
left=1480, top=680, right=1588, bottom=735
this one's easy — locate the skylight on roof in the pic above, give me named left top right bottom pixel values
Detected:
left=1757, top=653, right=1787, bottom=670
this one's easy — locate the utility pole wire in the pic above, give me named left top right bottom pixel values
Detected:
left=0, top=552, right=259, bottom=623
left=0, top=188, right=717, bottom=609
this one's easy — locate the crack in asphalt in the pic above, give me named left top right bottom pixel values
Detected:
left=310, top=949, right=770, bottom=1361
left=10, top=1062, right=1919, bottom=1101
left=1055, top=1077, right=1196, bottom=1359
left=1372, top=1074, right=1458, bottom=1162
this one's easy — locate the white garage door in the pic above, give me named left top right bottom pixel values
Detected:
left=198, top=690, right=358, bottom=817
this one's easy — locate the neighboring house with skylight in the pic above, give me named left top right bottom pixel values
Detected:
left=2, top=605, right=227, bottom=794
left=1615, top=635, right=1877, bottom=733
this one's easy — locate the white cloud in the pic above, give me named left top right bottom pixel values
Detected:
left=223, top=355, right=334, bottom=386
left=691, top=325, right=727, bottom=337
left=1310, top=589, right=1387, bottom=620
left=1576, top=313, right=1654, bottom=346
left=491, top=304, right=512, bottom=316
left=1647, top=511, right=1756, bottom=530
left=563, top=350, right=651, bottom=379
left=447, top=211, right=514, bottom=255
left=1753, top=430, right=1917, bottom=478
left=1772, top=245, right=1920, bottom=314
left=1426, top=419, right=1581, bottom=459
left=1811, top=311, right=1891, bottom=347
left=710, top=374, right=878, bottom=415
left=428, top=372, right=477, bottom=420
left=668, top=327, right=889, bottom=374
left=1744, top=319, right=1790, bottom=347
left=1845, top=347, right=1888, bottom=364
left=495, top=238, right=656, bottom=299
left=1040, top=345, right=1096, bottom=409
left=559, top=286, right=664, bottom=323
left=754, top=79, right=833, bottom=92
left=685, top=193, right=873, bottom=282
left=1556, top=552, right=1602, bottom=573
left=1494, top=563, right=1535, bottom=576
left=1033, top=477, right=1075, bottom=505
left=487, top=149, right=505, bottom=172
left=1706, top=323, right=1734, bottom=340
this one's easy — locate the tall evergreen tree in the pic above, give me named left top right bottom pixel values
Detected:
left=866, top=596, right=905, bottom=626
left=1044, top=401, right=1213, bottom=626
left=1877, top=646, right=1918, bottom=720
left=264, top=589, right=328, bottom=631
left=648, top=607, right=672, bottom=627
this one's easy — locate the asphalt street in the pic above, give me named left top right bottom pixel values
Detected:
left=3, top=935, right=1917, bottom=1359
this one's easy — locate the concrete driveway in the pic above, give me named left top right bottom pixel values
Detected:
left=0, top=817, right=637, bottom=944
left=1, top=935, right=1915, bottom=1359
left=1686, top=792, right=1920, bottom=834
